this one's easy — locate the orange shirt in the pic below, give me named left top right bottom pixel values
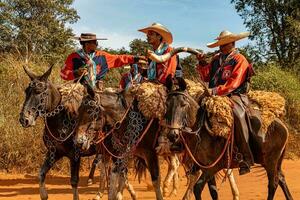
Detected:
left=154, top=46, right=177, bottom=84
left=197, top=51, right=250, bottom=96
left=61, top=50, right=135, bottom=81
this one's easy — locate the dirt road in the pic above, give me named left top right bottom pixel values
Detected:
left=0, top=159, right=299, bottom=200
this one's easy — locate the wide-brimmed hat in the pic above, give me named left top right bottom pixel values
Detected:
left=207, top=30, right=250, bottom=48
left=138, top=23, right=173, bottom=44
left=74, top=33, right=107, bottom=41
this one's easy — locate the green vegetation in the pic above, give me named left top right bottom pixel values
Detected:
left=0, top=0, right=299, bottom=172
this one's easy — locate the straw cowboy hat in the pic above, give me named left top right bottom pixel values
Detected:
left=207, top=30, right=250, bottom=48
left=74, top=33, right=107, bottom=41
left=138, top=23, right=173, bottom=44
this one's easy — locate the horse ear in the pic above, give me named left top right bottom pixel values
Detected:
left=177, top=77, right=187, bottom=91
left=39, top=64, right=54, bottom=81
left=165, top=74, right=173, bottom=91
left=23, top=66, right=37, bottom=80
left=86, top=84, right=95, bottom=99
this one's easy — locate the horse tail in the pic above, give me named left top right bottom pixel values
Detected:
left=134, top=157, right=147, bottom=183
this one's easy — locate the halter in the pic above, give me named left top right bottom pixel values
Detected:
left=163, top=91, right=201, bottom=134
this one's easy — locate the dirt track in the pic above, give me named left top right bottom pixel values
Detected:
left=0, top=159, right=299, bottom=200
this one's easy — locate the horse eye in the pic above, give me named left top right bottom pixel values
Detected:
left=181, top=101, right=188, bottom=107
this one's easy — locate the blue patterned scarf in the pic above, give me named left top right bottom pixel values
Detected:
left=147, top=42, right=169, bottom=80
left=76, top=49, right=97, bottom=88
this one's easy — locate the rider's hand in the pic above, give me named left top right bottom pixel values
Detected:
left=77, top=68, right=87, bottom=76
left=196, top=53, right=205, bottom=61
left=196, top=53, right=208, bottom=66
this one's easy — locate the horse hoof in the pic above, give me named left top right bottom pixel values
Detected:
left=40, top=190, right=48, bottom=200
left=87, top=178, right=93, bottom=186
left=169, top=190, right=177, bottom=197
left=93, top=192, right=103, bottom=200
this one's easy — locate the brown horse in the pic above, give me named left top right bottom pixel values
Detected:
left=19, top=66, right=100, bottom=200
left=163, top=78, right=293, bottom=200
left=74, top=87, right=164, bottom=200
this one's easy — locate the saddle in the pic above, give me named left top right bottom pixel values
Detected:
left=239, top=94, right=262, bottom=136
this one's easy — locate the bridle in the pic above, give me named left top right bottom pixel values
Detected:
left=161, top=91, right=201, bottom=135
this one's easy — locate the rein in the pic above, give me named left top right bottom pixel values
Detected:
left=41, top=73, right=86, bottom=142
left=180, top=127, right=233, bottom=169
left=102, top=118, right=154, bottom=159
left=93, top=101, right=133, bottom=144
left=166, top=90, right=233, bottom=169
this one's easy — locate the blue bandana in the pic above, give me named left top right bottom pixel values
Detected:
left=147, top=42, right=169, bottom=80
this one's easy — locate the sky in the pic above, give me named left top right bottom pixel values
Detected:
left=70, top=0, right=249, bottom=53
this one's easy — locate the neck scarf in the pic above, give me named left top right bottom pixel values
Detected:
left=76, top=49, right=97, bottom=88
left=147, top=42, right=169, bottom=80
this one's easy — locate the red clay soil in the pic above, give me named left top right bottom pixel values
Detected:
left=0, top=159, right=299, bottom=200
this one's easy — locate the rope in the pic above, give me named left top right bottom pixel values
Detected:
left=180, top=126, right=232, bottom=169
left=102, top=118, right=154, bottom=159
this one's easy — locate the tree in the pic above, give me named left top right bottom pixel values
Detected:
left=231, top=0, right=300, bottom=66
left=129, top=38, right=151, bottom=56
left=0, top=0, right=79, bottom=62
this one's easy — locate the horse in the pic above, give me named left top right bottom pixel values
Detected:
left=74, top=84, right=240, bottom=200
left=19, top=66, right=137, bottom=200
left=163, top=77, right=293, bottom=200
left=74, top=87, right=165, bottom=200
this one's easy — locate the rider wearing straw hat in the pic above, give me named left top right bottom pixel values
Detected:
left=139, top=23, right=178, bottom=84
left=61, top=33, right=146, bottom=89
left=196, top=30, right=255, bottom=175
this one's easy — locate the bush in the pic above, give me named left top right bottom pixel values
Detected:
left=251, top=63, right=300, bottom=131
left=0, top=54, right=123, bottom=173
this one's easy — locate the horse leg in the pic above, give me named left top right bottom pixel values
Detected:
left=70, top=157, right=81, bottom=200
left=170, top=154, right=180, bottom=197
left=146, top=152, right=163, bottom=200
left=88, top=154, right=101, bottom=186
left=278, top=169, right=293, bottom=200
left=108, top=161, right=123, bottom=200
left=225, top=169, right=239, bottom=200
left=182, top=169, right=201, bottom=200
left=162, top=154, right=180, bottom=197
left=194, top=171, right=214, bottom=200
left=277, top=153, right=293, bottom=200
left=207, top=176, right=218, bottom=200
left=93, top=158, right=107, bottom=200
left=125, top=178, right=137, bottom=200
left=39, top=151, right=62, bottom=200
left=264, top=153, right=280, bottom=200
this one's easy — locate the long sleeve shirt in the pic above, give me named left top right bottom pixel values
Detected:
left=153, top=46, right=177, bottom=84
left=197, top=51, right=251, bottom=96
left=61, top=50, right=135, bottom=81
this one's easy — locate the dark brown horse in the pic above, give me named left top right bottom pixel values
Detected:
left=74, top=87, right=164, bottom=200
left=19, top=66, right=99, bottom=200
left=163, top=78, right=293, bottom=200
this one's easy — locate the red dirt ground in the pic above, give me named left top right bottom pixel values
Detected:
left=0, top=159, right=299, bottom=200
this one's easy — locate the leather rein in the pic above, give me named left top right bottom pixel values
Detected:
left=164, top=90, right=234, bottom=169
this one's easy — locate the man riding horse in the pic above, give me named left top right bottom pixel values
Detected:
left=61, top=33, right=146, bottom=89
left=196, top=30, right=256, bottom=175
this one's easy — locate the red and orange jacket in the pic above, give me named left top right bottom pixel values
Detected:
left=154, top=46, right=177, bottom=84
left=197, top=50, right=251, bottom=96
left=61, top=50, right=136, bottom=81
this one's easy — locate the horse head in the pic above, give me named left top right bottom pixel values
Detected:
left=164, top=77, right=201, bottom=144
left=19, top=65, right=59, bottom=127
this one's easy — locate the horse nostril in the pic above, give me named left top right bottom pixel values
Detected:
left=167, top=130, right=179, bottom=143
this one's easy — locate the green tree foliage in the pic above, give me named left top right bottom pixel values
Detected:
left=231, top=0, right=300, bottom=67
left=0, top=0, right=79, bottom=63
left=129, top=38, right=151, bottom=55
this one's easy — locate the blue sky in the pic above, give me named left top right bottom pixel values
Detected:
left=71, top=0, right=249, bottom=53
